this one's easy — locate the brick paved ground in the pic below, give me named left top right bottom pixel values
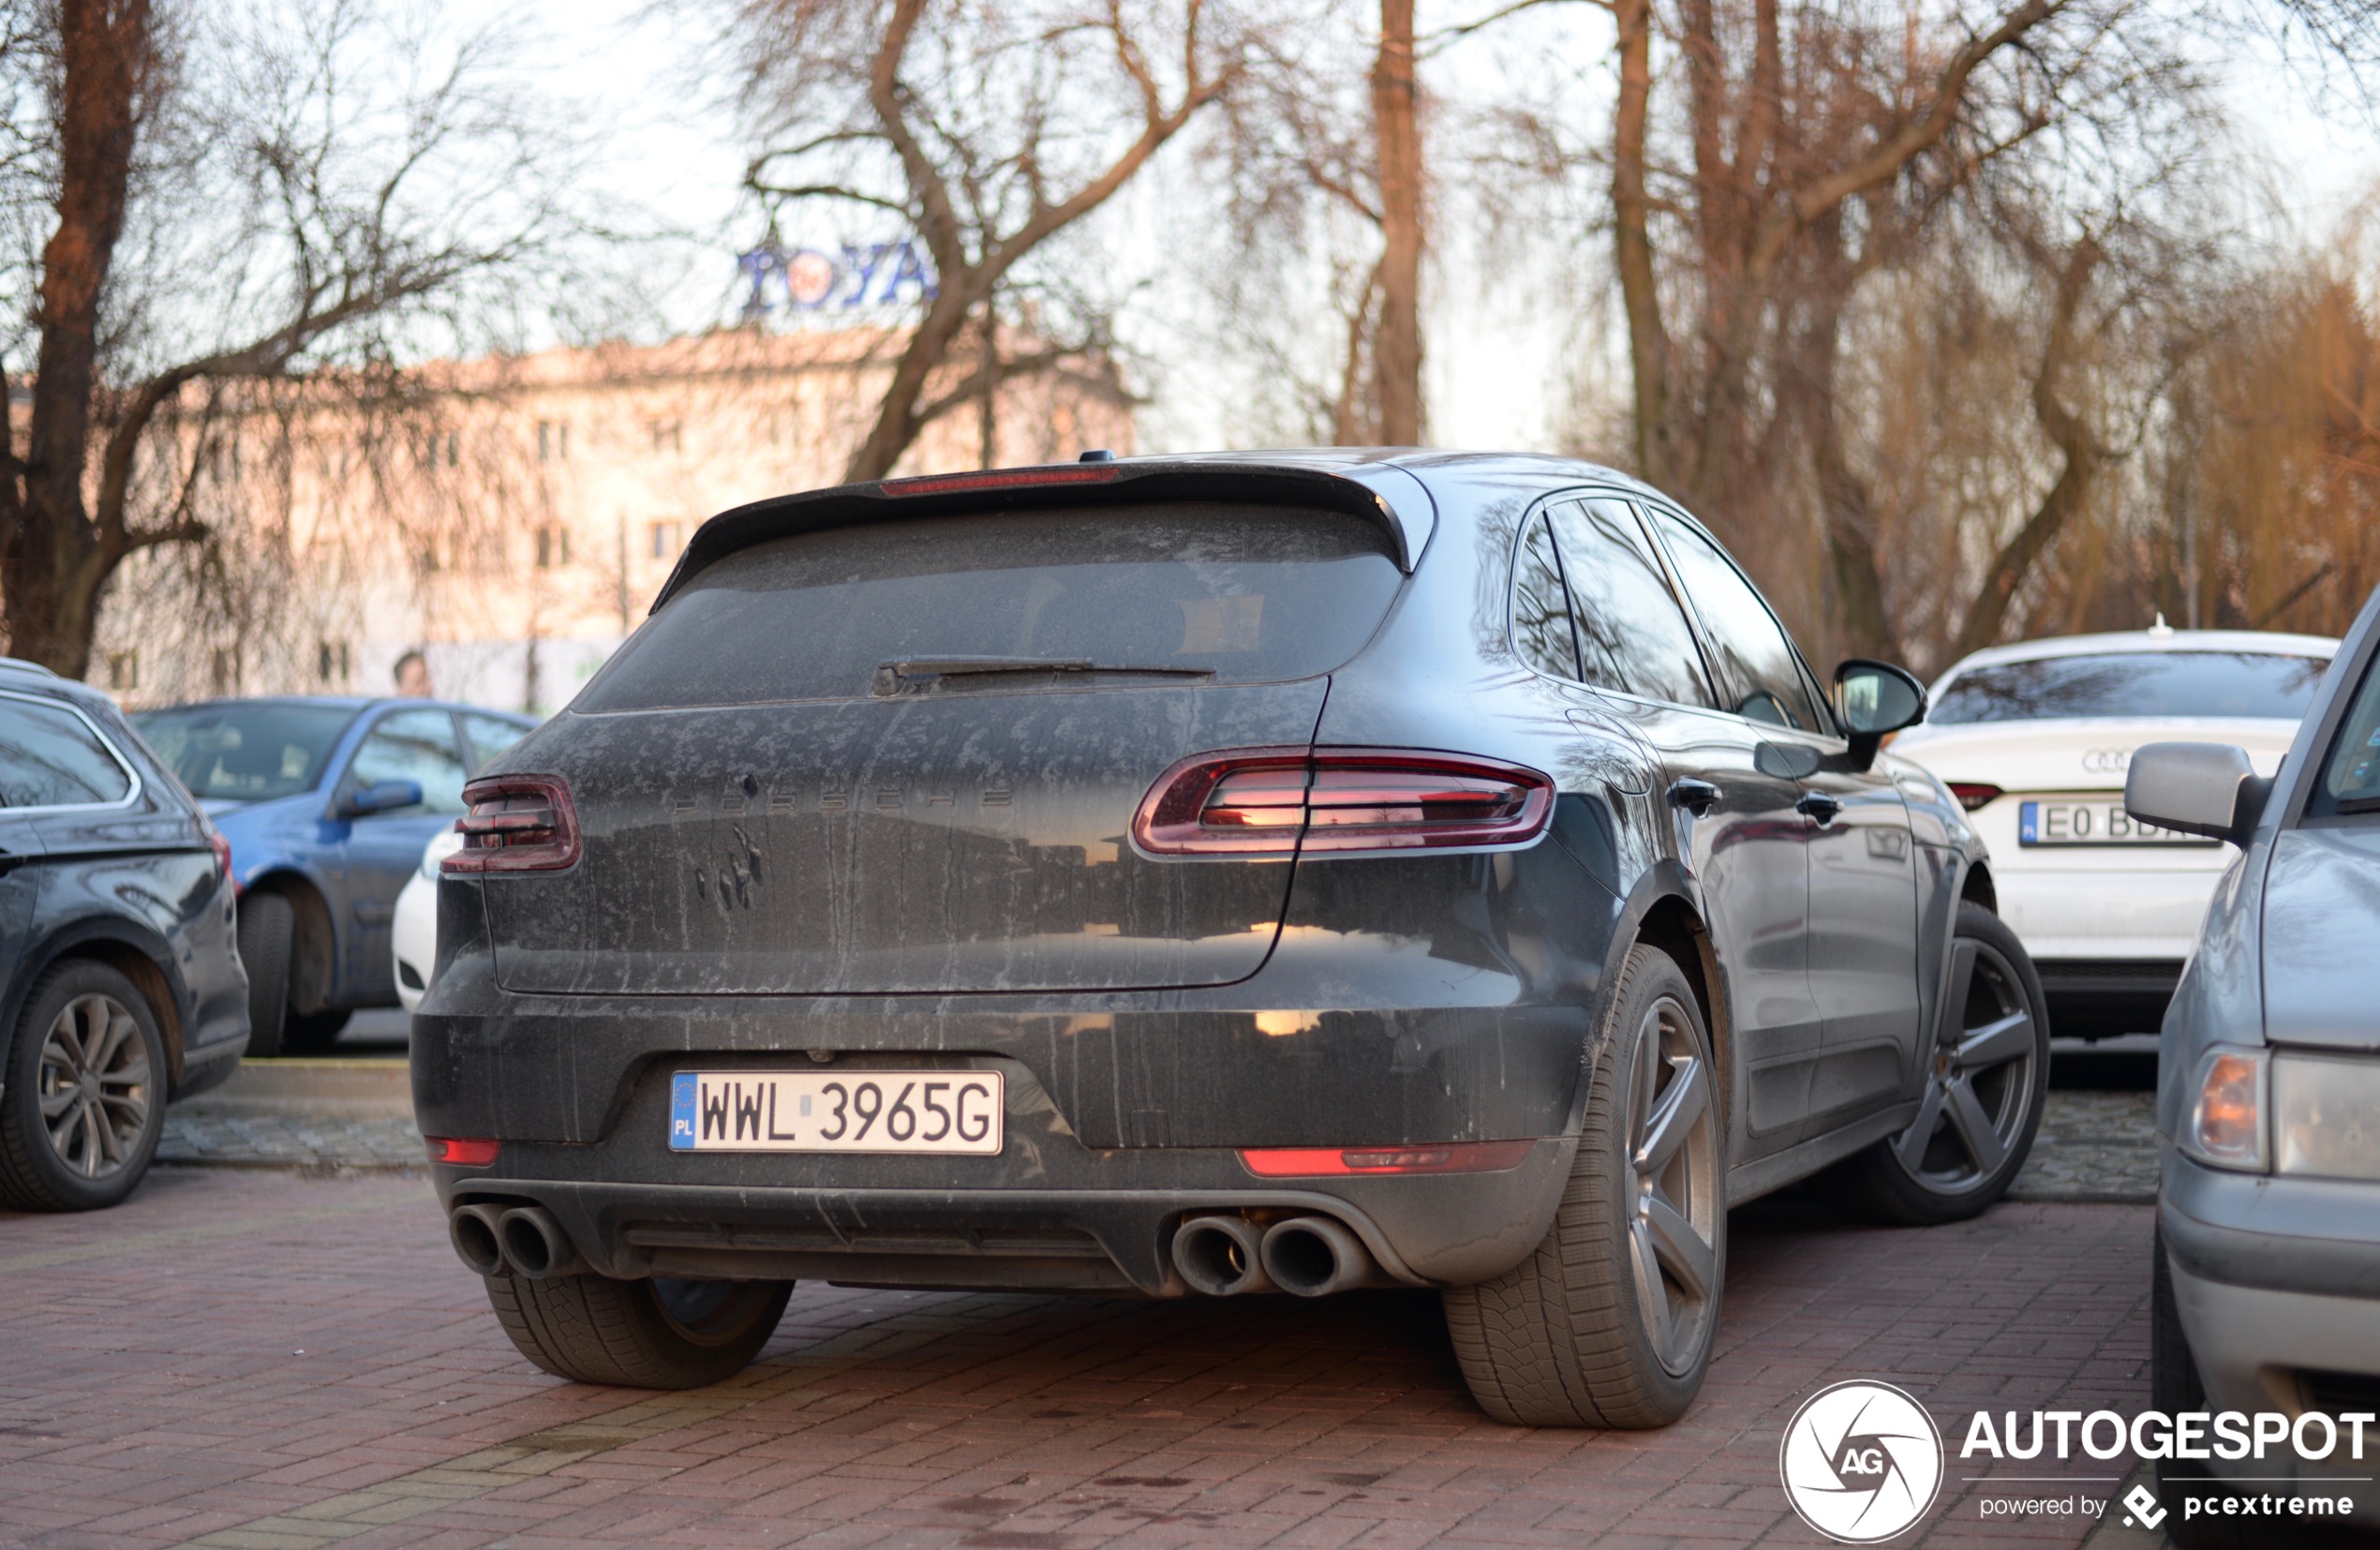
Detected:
left=0, top=1168, right=2155, bottom=1548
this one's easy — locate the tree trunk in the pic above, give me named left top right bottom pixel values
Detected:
left=0, top=0, right=152, bottom=677
left=1951, top=237, right=2105, bottom=659
left=1611, top=0, right=1671, bottom=485
left=840, top=282, right=981, bottom=484
left=1370, top=0, right=1423, bottom=445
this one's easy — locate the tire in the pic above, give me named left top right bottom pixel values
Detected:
left=1819, top=902, right=2049, bottom=1226
left=282, top=1008, right=352, bottom=1052
left=0, top=960, right=169, bottom=1212
left=486, top=1274, right=792, bottom=1389
left=236, top=891, right=294, bottom=1060
left=1443, top=944, right=1725, bottom=1427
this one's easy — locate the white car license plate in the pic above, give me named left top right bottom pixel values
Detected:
left=2017, top=799, right=2213, bottom=847
left=669, top=1070, right=1004, bottom=1155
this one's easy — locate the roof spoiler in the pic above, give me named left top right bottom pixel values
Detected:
left=649, top=458, right=1437, bottom=615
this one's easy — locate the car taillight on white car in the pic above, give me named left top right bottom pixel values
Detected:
left=1945, top=782, right=2003, bottom=812
left=1133, top=748, right=1554, bottom=858
left=442, top=776, right=580, bottom=873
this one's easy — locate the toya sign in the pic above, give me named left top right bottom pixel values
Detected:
left=738, top=239, right=938, bottom=317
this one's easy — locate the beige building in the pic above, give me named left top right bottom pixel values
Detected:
left=97, top=327, right=1135, bottom=711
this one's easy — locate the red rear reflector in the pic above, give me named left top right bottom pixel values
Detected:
left=426, top=1137, right=499, bottom=1167
left=1946, top=782, right=2002, bottom=812
left=882, top=464, right=1121, bottom=498
left=1133, top=748, right=1554, bottom=857
left=443, top=776, right=580, bottom=874
left=1239, top=1140, right=1537, bottom=1177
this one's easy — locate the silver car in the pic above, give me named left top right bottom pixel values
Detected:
left=2129, top=582, right=2380, bottom=1537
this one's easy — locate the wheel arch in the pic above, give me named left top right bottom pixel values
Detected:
left=1960, top=858, right=1998, bottom=915
left=1598, top=864, right=1733, bottom=1143
left=2, top=917, right=189, bottom=1087
left=242, top=869, right=337, bottom=1013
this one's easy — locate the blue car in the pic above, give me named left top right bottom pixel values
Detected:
left=131, top=697, right=535, bottom=1056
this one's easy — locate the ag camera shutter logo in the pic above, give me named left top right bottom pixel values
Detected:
left=1779, top=1380, right=1945, bottom=1543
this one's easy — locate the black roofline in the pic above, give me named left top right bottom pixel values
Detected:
left=650, top=458, right=1438, bottom=614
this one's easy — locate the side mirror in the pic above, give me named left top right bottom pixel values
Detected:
left=344, top=778, right=424, bottom=818
left=2125, top=743, right=2270, bottom=847
left=1833, top=659, right=1928, bottom=771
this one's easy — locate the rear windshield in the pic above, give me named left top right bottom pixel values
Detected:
left=1929, top=651, right=2329, bottom=724
left=2311, top=651, right=2380, bottom=819
left=132, top=703, right=358, bottom=801
left=579, top=504, right=1405, bottom=710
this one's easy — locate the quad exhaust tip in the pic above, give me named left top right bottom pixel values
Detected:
left=1259, top=1215, right=1381, bottom=1297
left=1171, top=1215, right=1273, bottom=1296
left=498, top=1205, right=586, bottom=1279
left=448, top=1202, right=508, bottom=1276
left=446, top=1202, right=586, bottom=1279
left=1172, top=1213, right=1383, bottom=1297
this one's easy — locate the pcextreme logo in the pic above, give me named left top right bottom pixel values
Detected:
left=1778, top=1380, right=1945, bottom=1543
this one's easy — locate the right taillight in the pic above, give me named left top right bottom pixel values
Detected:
left=1133, top=748, right=1554, bottom=858
left=1946, top=782, right=2002, bottom=812
left=442, top=775, right=580, bottom=874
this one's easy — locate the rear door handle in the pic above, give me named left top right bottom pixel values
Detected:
left=1666, top=779, right=1720, bottom=816
left=1796, top=792, right=1844, bottom=826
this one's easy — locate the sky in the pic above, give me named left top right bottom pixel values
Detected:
left=507, top=0, right=2380, bottom=459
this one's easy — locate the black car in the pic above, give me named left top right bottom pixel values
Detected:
left=416, top=451, right=2045, bottom=1424
left=0, top=659, right=247, bottom=1210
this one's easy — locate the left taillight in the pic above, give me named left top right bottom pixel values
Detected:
left=207, top=829, right=233, bottom=888
left=1133, top=748, right=1554, bottom=858
left=442, top=775, right=580, bottom=874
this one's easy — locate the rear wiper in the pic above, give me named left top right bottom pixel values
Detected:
left=873, top=657, right=1215, bottom=696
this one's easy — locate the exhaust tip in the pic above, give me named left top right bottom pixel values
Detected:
left=1171, top=1215, right=1270, bottom=1296
left=498, top=1205, right=583, bottom=1280
left=449, top=1204, right=506, bottom=1277
left=1259, top=1216, right=1374, bottom=1298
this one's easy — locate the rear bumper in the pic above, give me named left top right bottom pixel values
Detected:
left=430, top=1132, right=1575, bottom=1294
left=413, top=946, right=1599, bottom=1292
left=1997, top=866, right=2218, bottom=965
left=2032, top=958, right=2184, bottom=1040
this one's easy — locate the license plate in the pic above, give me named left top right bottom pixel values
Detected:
left=669, top=1070, right=1004, bottom=1154
left=2017, top=799, right=2214, bottom=847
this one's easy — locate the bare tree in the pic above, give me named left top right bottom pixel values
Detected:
left=0, top=0, right=582, bottom=678
left=725, top=0, right=1250, bottom=483
left=1370, top=0, right=1422, bottom=442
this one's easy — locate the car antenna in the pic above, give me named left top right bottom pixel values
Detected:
left=2148, top=612, right=2174, bottom=638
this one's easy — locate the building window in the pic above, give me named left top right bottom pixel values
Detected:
left=318, top=641, right=350, bottom=684
left=105, top=649, right=138, bottom=691
left=648, top=520, right=682, bottom=559
left=650, top=419, right=682, bottom=454
left=538, top=420, right=569, bottom=462
left=422, top=429, right=460, bottom=469
left=535, top=525, right=572, bottom=569
left=210, top=648, right=238, bottom=694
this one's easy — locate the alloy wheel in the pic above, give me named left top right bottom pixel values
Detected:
left=1888, top=937, right=2039, bottom=1194
left=37, top=992, right=154, bottom=1181
left=1626, top=993, right=1721, bottom=1377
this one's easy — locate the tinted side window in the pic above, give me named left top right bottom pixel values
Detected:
left=0, top=696, right=132, bottom=808
left=1548, top=499, right=1714, bottom=708
left=1646, top=508, right=1822, bottom=731
left=1511, top=513, right=1581, bottom=679
left=460, top=712, right=527, bottom=772
left=349, top=709, right=469, bottom=816
left=2310, top=650, right=2380, bottom=819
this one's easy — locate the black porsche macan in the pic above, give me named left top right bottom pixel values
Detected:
left=414, top=450, right=2047, bottom=1425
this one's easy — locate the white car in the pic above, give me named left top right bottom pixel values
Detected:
left=1891, top=623, right=2336, bottom=1038
left=393, top=828, right=464, bottom=1013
